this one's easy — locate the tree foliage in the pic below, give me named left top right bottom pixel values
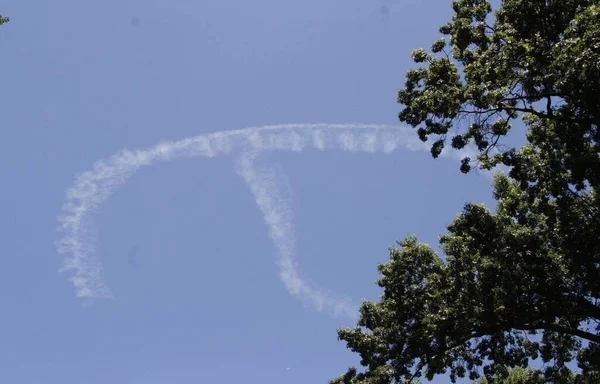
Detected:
left=332, top=0, right=600, bottom=383
left=0, top=14, right=9, bottom=26
left=473, top=367, right=547, bottom=384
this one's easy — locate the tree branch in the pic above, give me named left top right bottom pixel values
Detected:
left=410, top=318, right=600, bottom=381
left=517, top=323, right=600, bottom=344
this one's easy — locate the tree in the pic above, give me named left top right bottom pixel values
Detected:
left=332, top=0, right=599, bottom=383
left=0, top=14, right=9, bottom=26
left=473, top=367, right=547, bottom=384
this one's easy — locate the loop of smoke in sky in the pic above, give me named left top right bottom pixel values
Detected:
left=56, top=123, right=474, bottom=319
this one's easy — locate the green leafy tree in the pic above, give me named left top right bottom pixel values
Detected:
left=473, top=367, right=551, bottom=384
left=332, top=0, right=599, bottom=383
left=0, top=14, right=9, bottom=26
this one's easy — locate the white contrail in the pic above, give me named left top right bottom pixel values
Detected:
left=235, top=150, right=358, bottom=318
left=56, top=123, right=475, bottom=318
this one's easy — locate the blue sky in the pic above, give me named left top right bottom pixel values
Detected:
left=1, top=1, right=499, bottom=383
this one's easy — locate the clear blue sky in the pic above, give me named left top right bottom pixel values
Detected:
left=1, top=0, right=498, bottom=383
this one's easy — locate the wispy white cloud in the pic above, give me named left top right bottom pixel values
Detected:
left=56, top=123, right=477, bottom=318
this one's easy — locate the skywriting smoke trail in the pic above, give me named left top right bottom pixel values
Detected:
left=56, top=123, right=474, bottom=318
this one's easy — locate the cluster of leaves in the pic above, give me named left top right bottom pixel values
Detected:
left=398, top=0, right=600, bottom=176
left=473, top=367, right=548, bottom=384
left=0, top=14, right=9, bottom=26
left=332, top=0, right=600, bottom=383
